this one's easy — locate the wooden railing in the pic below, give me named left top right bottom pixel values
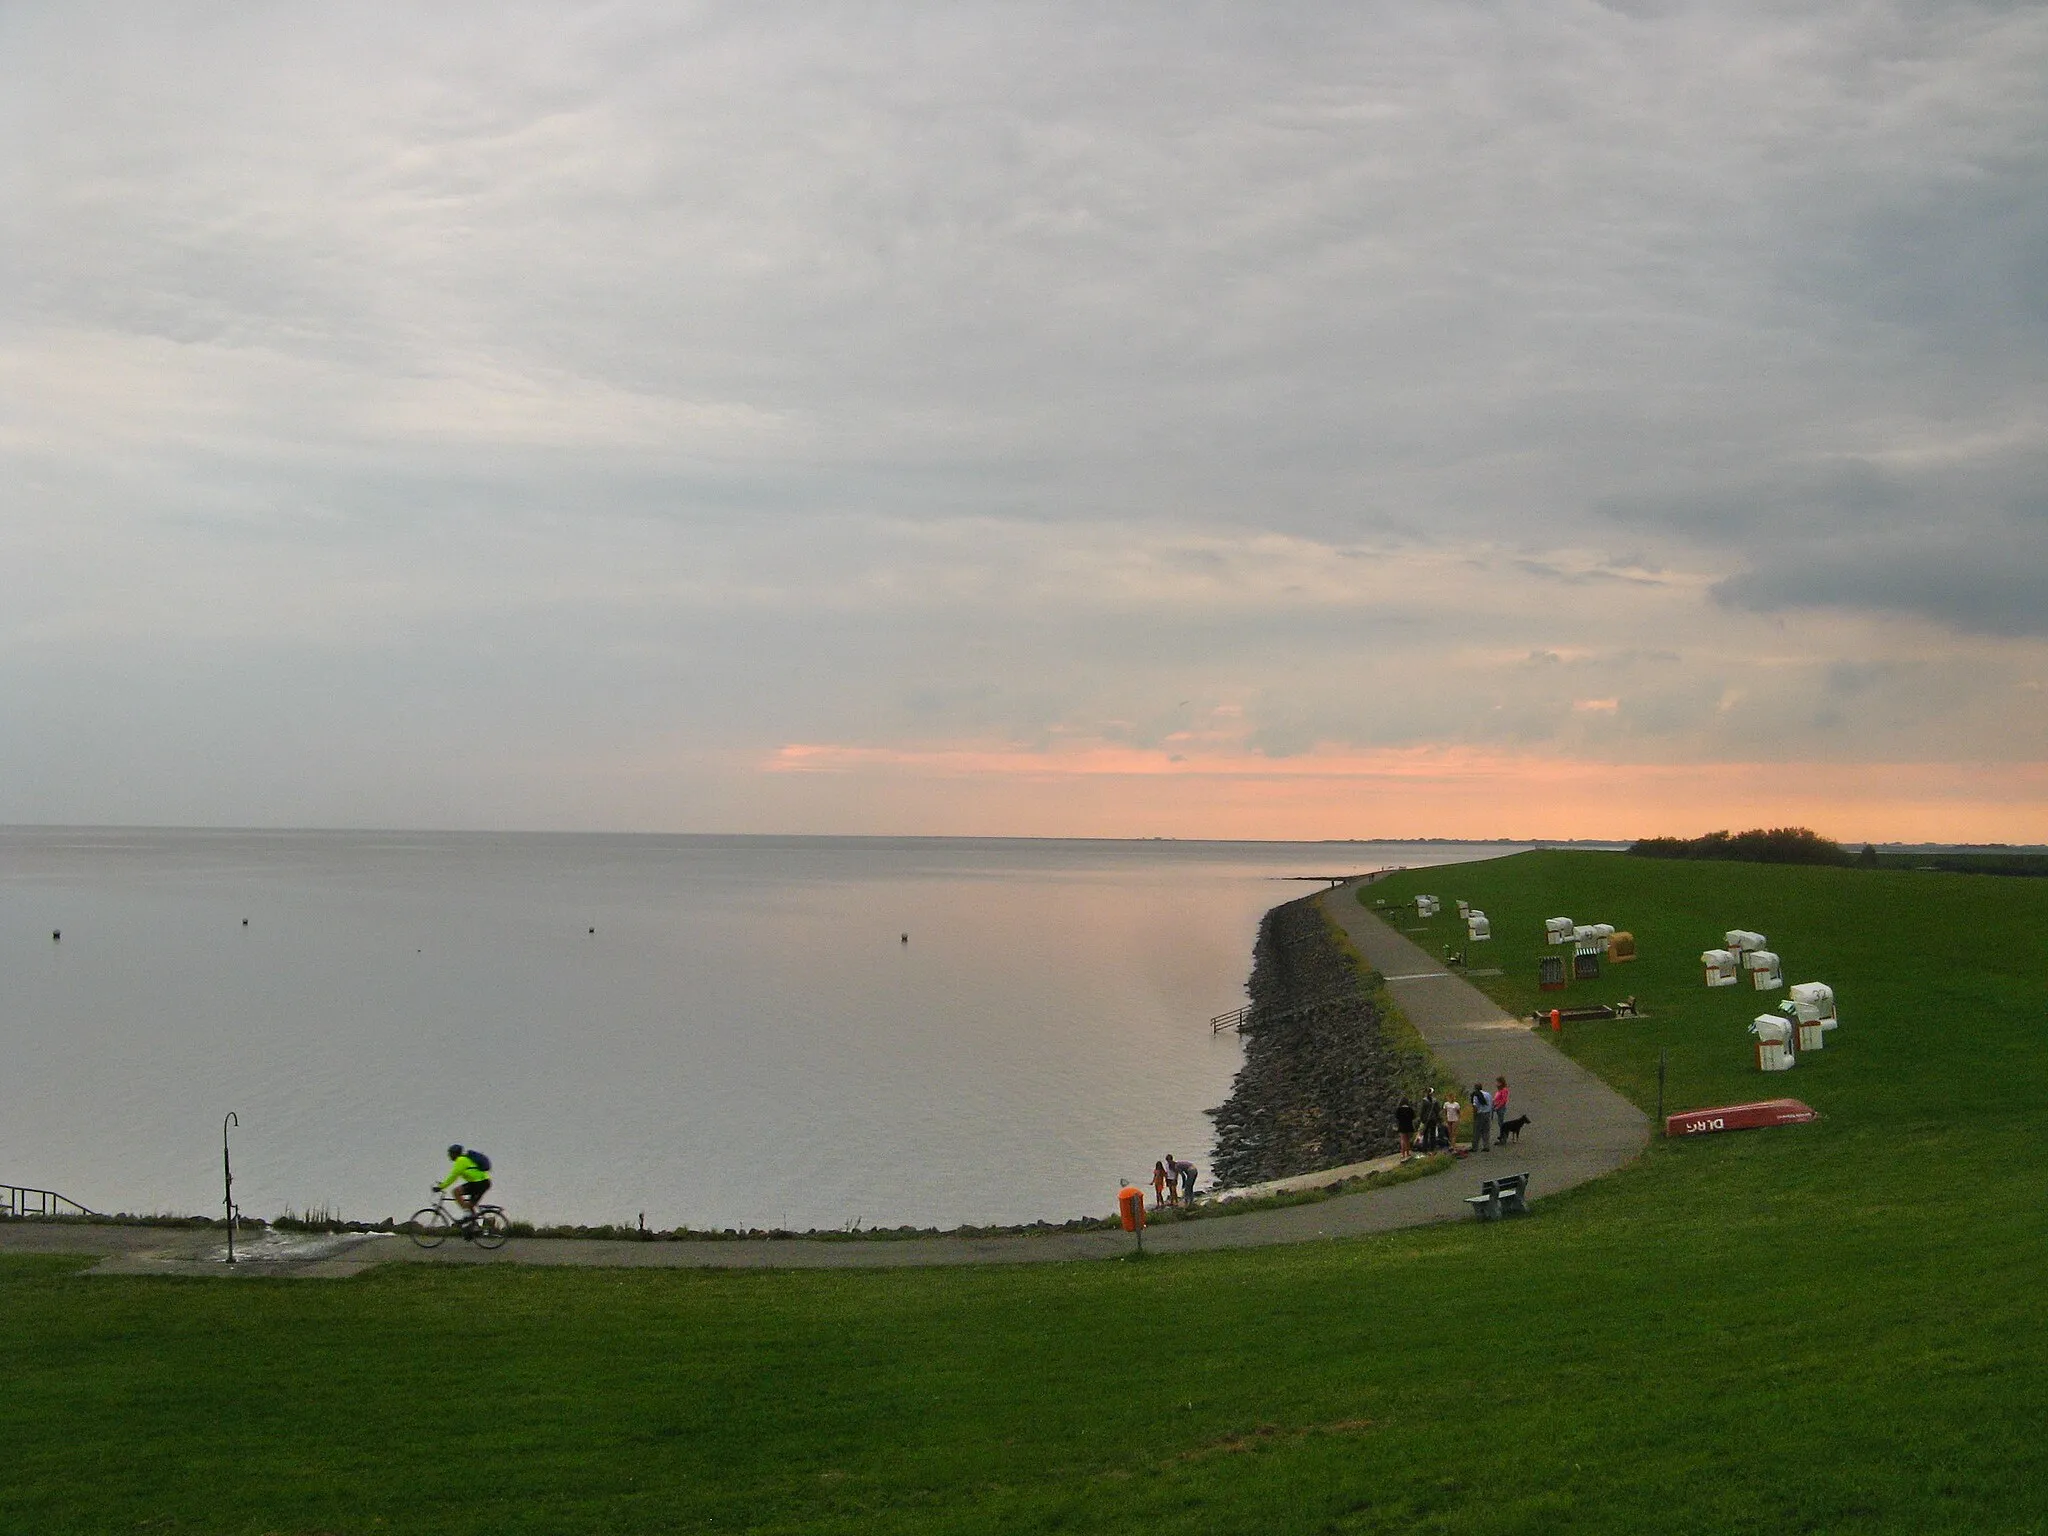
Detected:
left=1210, top=991, right=1366, bottom=1034
left=0, top=1185, right=99, bottom=1219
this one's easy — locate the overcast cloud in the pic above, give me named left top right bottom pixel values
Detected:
left=4, top=2, right=2045, bottom=837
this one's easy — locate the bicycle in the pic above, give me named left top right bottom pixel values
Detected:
left=407, top=1191, right=511, bottom=1251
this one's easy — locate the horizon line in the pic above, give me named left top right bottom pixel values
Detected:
left=3, top=823, right=2040, bottom=852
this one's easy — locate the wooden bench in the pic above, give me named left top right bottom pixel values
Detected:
left=1463, top=1171, right=1532, bottom=1221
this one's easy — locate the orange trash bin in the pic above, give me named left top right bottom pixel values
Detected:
left=1118, top=1186, right=1146, bottom=1231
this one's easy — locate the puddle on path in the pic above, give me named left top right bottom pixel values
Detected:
left=84, top=1228, right=398, bottom=1278
left=204, top=1230, right=395, bottom=1266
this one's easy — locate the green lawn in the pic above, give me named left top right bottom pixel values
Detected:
left=6, top=852, right=2045, bottom=1534
left=1366, top=849, right=2048, bottom=1125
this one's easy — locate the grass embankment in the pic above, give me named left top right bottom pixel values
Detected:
left=1366, top=848, right=2048, bottom=1120
left=1869, top=848, right=2048, bottom=878
left=5, top=852, right=2046, bottom=1534
left=1323, top=910, right=1445, bottom=1095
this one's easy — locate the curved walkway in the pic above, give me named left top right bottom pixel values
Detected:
left=3, top=882, right=1647, bottom=1278
left=1321, top=883, right=1649, bottom=1213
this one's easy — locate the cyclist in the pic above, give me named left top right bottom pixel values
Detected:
left=436, top=1144, right=493, bottom=1219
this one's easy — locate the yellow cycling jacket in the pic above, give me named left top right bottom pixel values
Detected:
left=438, top=1154, right=490, bottom=1190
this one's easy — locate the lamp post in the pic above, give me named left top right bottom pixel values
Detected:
left=222, top=1112, right=239, bottom=1264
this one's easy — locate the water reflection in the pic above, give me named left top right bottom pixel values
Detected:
left=0, top=832, right=1518, bottom=1229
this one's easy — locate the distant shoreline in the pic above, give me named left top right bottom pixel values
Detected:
left=0, top=824, right=1627, bottom=847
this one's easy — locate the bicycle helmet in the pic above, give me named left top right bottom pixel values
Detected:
left=447, top=1143, right=464, bottom=1160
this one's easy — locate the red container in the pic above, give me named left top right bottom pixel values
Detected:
left=1665, top=1099, right=1818, bottom=1137
left=1118, top=1186, right=1147, bottom=1231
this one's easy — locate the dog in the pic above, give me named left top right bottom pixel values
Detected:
left=1498, top=1114, right=1531, bottom=1143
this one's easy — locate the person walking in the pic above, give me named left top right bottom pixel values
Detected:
left=1443, top=1092, right=1462, bottom=1151
left=1470, top=1083, right=1491, bottom=1152
left=1395, top=1096, right=1416, bottom=1160
left=1152, top=1160, right=1171, bottom=1212
left=1493, top=1076, right=1511, bottom=1145
left=1420, top=1089, right=1441, bottom=1153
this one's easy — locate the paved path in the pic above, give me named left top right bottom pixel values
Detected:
left=1, top=881, right=1647, bottom=1277
left=1322, top=885, right=1650, bottom=1209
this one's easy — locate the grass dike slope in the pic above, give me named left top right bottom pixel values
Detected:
left=1367, top=846, right=2046, bottom=1126
left=2, top=850, right=2045, bottom=1533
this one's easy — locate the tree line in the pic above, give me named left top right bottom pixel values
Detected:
left=1626, top=827, right=1857, bottom=865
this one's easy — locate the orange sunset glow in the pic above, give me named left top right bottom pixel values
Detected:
left=762, top=742, right=2047, bottom=844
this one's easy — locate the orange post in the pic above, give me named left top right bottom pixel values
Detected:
left=1550, top=1008, right=1561, bottom=1032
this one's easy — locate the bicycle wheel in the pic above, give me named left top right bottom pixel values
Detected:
left=471, top=1207, right=510, bottom=1251
left=408, top=1206, right=454, bottom=1249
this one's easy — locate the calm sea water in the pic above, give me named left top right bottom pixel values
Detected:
left=1, top=831, right=1518, bottom=1230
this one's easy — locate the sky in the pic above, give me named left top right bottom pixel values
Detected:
left=4, top=2, right=2046, bottom=841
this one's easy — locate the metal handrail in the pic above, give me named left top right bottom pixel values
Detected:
left=0, top=1185, right=100, bottom=1218
left=1211, top=990, right=1368, bottom=1034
